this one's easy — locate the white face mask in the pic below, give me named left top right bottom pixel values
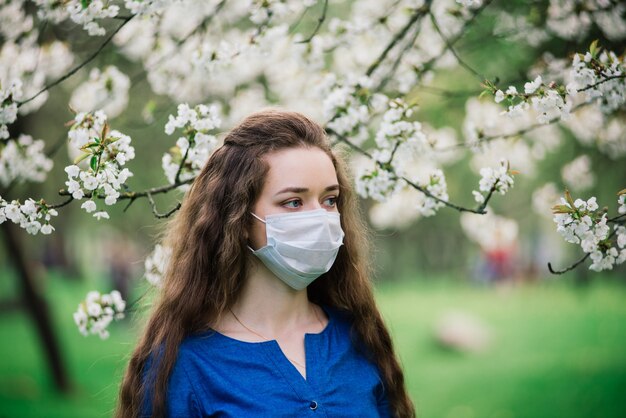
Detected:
left=248, top=209, right=345, bottom=290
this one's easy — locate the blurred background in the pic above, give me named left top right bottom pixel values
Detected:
left=1, top=0, right=625, bottom=417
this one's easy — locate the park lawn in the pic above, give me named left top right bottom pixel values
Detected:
left=0, top=274, right=625, bottom=418
left=376, top=278, right=626, bottom=418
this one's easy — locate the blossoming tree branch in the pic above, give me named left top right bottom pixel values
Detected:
left=0, top=0, right=624, bottom=351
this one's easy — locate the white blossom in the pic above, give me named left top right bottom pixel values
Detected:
left=552, top=193, right=624, bottom=272
left=473, top=159, right=515, bottom=202
left=546, top=0, right=626, bottom=42
left=461, top=210, right=518, bottom=252
left=65, top=111, right=135, bottom=215
left=73, top=290, right=125, bottom=339
left=0, top=134, right=53, bottom=187
left=144, top=244, right=172, bottom=287
left=561, top=155, right=594, bottom=192
left=532, top=183, right=562, bottom=218
left=619, top=194, right=626, bottom=215
left=321, top=74, right=377, bottom=145
left=494, top=90, right=505, bottom=103
left=456, top=0, right=482, bottom=8
left=81, top=200, right=97, bottom=213
left=0, top=197, right=57, bottom=235
left=162, top=102, right=222, bottom=188
left=375, top=99, right=428, bottom=154
left=568, top=48, right=626, bottom=113
left=355, top=164, right=399, bottom=203
left=65, top=0, right=120, bottom=36
left=415, top=169, right=449, bottom=217
left=524, top=75, right=542, bottom=94
left=124, top=0, right=169, bottom=16
left=0, top=79, right=21, bottom=137
left=70, top=66, right=130, bottom=118
left=93, top=211, right=109, bottom=220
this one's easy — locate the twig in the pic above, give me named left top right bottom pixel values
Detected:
left=122, top=196, right=137, bottom=212
left=400, top=174, right=486, bottom=214
left=608, top=213, right=626, bottom=223
left=17, top=16, right=134, bottom=108
left=375, top=21, right=422, bottom=92
left=418, top=0, right=494, bottom=76
left=366, top=6, right=429, bottom=77
left=297, top=0, right=329, bottom=44
left=548, top=253, right=591, bottom=275
left=474, top=178, right=500, bottom=213
left=128, top=0, right=228, bottom=88
left=289, top=4, right=311, bottom=34
left=146, top=192, right=182, bottom=219
left=174, top=146, right=191, bottom=184
left=47, top=196, right=74, bottom=209
left=439, top=101, right=590, bottom=151
left=328, top=128, right=486, bottom=214
left=577, top=74, right=625, bottom=92
left=548, top=228, right=621, bottom=274
left=59, top=177, right=194, bottom=201
left=428, top=10, right=485, bottom=82
left=326, top=127, right=372, bottom=159
left=177, top=0, right=228, bottom=45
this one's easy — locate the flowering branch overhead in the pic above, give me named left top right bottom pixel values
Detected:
left=296, top=0, right=329, bottom=44
left=16, top=16, right=134, bottom=108
left=0, top=0, right=625, bottom=341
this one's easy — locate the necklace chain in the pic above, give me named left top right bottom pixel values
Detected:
left=228, top=306, right=325, bottom=370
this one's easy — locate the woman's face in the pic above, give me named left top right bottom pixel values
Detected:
left=248, top=146, right=340, bottom=250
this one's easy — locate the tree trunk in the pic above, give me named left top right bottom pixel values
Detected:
left=1, top=221, right=70, bottom=392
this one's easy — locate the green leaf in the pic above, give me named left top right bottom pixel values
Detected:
left=589, top=39, right=599, bottom=58
left=564, top=189, right=575, bottom=209
left=74, top=153, right=91, bottom=164
left=90, top=155, right=98, bottom=172
left=552, top=204, right=573, bottom=214
left=101, top=122, right=109, bottom=141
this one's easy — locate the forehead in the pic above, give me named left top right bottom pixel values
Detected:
left=262, top=147, right=338, bottom=191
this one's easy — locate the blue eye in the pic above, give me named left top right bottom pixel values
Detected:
left=283, top=200, right=302, bottom=208
left=324, top=196, right=338, bottom=207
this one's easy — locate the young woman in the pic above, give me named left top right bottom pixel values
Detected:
left=116, top=109, right=416, bottom=418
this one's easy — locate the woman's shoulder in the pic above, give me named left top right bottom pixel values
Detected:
left=324, top=303, right=354, bottom=322
left=322, top=304, right=356, bottom=337
left=177, top=328, right=234, bottom=358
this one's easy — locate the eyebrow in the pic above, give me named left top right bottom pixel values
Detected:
left=274, top=184, right=340, bottom=196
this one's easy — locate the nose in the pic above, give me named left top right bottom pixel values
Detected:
left=304, top=203, right=322, bottom=212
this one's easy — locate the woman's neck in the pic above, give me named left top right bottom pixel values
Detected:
left=225, top=257, right=319, bottom=337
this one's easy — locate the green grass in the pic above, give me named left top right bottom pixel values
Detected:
left=1, top=275, right=625, bottom=417
left=377, top=278, right=626, bottom=418
left=0, top=275, right=139, bottom=418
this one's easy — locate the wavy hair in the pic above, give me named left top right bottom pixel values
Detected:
left=116, top=109, right=416, bottom=418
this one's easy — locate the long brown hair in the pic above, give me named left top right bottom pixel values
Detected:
left=116, top=109, right=416, bottom=418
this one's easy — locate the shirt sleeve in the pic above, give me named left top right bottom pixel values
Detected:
left=166, top=358, right=203, bottom=418
left=141, top=350, right=203, bottom=418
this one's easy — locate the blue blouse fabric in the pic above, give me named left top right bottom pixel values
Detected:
left=143, top=304, right=392, bottom=417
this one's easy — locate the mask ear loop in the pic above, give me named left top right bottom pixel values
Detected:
left=247, top=212, right=266, bottom=252
left=250, top=212, right=266, bottom=223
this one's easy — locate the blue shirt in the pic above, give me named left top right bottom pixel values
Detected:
left=143, top=304, right=392, bottom=417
